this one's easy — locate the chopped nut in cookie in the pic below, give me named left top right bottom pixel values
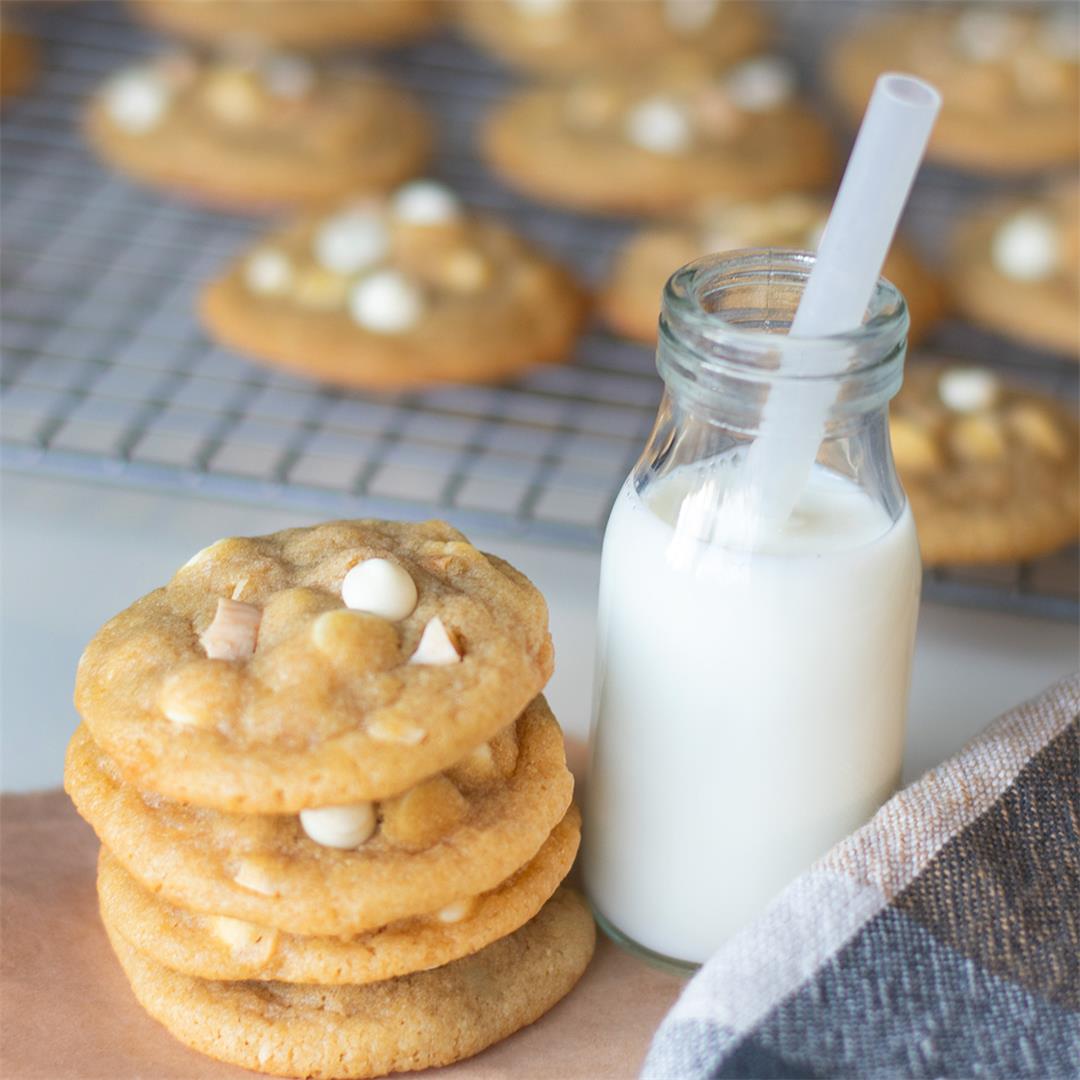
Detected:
left=160, top=659, right=246, bottom=728
left=210, top=915, right=279, bottom=963
left=310, top=609, right=400, bottom=672
left=200, top=597, right=261, bottom=660
left=380, top=775, right=469, bottom=851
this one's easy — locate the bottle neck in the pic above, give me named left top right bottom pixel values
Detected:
left=637, top=249, right=911, bottom=527
left=656, top=249, right=908, bottom=436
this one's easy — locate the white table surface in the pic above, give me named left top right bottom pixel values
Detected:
left=3, top=470, right=1077, bottom=793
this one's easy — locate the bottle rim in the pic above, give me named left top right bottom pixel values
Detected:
left=659, top=248, right=910, bottom=389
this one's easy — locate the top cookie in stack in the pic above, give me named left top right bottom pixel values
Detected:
left=66, top=519, right=592, bottom=1077
left=74, top=519, right=553, bottom=813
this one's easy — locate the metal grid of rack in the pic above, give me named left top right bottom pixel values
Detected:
left=1, top=1, right=1077, bottom=620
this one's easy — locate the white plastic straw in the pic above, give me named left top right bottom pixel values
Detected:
left=736, top=73, right=941, bottom=529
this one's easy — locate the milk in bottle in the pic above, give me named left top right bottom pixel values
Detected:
left=583, top=251, right=921, bottom=968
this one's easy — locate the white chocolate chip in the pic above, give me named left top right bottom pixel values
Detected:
left=299, top=803, right=376, bottom=850
left=624, top=97, right=693, bottom=155
left=1039, top=9, right=1080, bottom=61
left=314, top=206, right=389, bottom=275
left=991, top=209, right=1061, bottom=282
left=233, top=859, right=279, bottom=896
left=938, top=367, right=1001, bottom=413
left=952, top=8, right=1020, bottom=62
left=348, top=270, right=423, bottom=334
left=244, top=248, right=293, bottom=296
left=436, top=898, right=476, bottom=924
left=391, top=180, right=462, bottom=226
left=408, top=616, right=461, bottom=665
left=341, top=558, right=417, bottom=619
left=199, top=597, right=261, bottom=661
left=103, top=67, right=172, bottom=134
left=664, top=0, right=719, bottom=34
left=725, top=58, right=796, bottom=112
left=261, top=53, right=315, bottom=100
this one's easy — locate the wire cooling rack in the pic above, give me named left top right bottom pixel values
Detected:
left=1, top=1, right=1077, bottom=621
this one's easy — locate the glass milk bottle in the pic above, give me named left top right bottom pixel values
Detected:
left=584, top=250, right=921, bottom=970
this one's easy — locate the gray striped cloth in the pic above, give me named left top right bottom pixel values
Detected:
left=643, top=674, right=1079, bottom=1079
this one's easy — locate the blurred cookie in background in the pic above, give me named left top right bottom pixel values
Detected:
left=200, top=179, right=588, bottom=389
left=890, top=363, right=1079, bottom=565
left=482, top=57, right=835, bottom=216
left=85, top=48, right=431, bottom=211
left=457, top=0, right=766, bottom=75
left=602, top=192, right=943, bottom=346
left=830, top=4, right=1079, bottom=174
left=130, top=0, right=440, bottom=50
left=0, top=23, right=37, bottom=100
left=949, top=185, right=1078, bottom=358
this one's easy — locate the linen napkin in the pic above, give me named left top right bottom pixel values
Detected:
left=643, top=673, right=1079, bottom=1079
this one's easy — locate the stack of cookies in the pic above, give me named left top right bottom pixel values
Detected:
left=65, top=519, right=594, bottom=1078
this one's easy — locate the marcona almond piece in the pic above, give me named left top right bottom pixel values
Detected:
left=380, top=775, right=468, bottom=851
left=890, top=416, right=943, bottom=474
left=259, top=587, right=336, bottom=651
left=199, top=598, right=261, bottom=661
left=292, top=266, right=349, bottom=310
left=203, top=69, right=262, bottom=124
left=232, top=857, right=281, bottom=897
left=948, top=414, right=1008, bottom=464
left=159, top=659, right=246, bottom=728
left=210, top=915, right=279, bottom=963
left=1006, top=402, right=1069, bottom=461
left=310, top=609, right=399, bottom=672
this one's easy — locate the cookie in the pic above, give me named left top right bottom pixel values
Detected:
left=73, top=519, right=554, bottom=813
left=85, top=49, right=430, bottom=211
left=949, top=185, right=1079, bottom=358
left=0, top=24, right=37, bottom=100
left=130, top=0, right=439, bottom=49
left=830, top=6, right=1080, bottom=174
left=200, top=179, right=588, bottom=389
left=456, top=0, right=766, bottom=76
left=602, top=192, right=942, bottom=346
left=98, top=805, right=580, bottom=984
left=103, top=887, right=595, bottom=1079
left=66, top=698, right=573, bottom=936
left=482, top=56, right=835, bottom=216
left=891, top=363, right=1079, bottom=565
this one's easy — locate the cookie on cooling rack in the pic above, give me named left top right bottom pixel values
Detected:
left=129, top=0, right=440, bottom=49
left=602, top=192, right=943, bottom=346
left=200, top=179, right=587, bottom=389
left=456, top=0, right=767, bottom=75
left=85, top=48, right=431, bottom=211
left=829, top=5, right=1080, bottom=173
left=0, top=24, right=37, bottom=100
left=891, top=363, right=1079, bottom=566
left=948, top=185, right=1079, bottom=358
left=482, top=56, right=835, bottom=216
